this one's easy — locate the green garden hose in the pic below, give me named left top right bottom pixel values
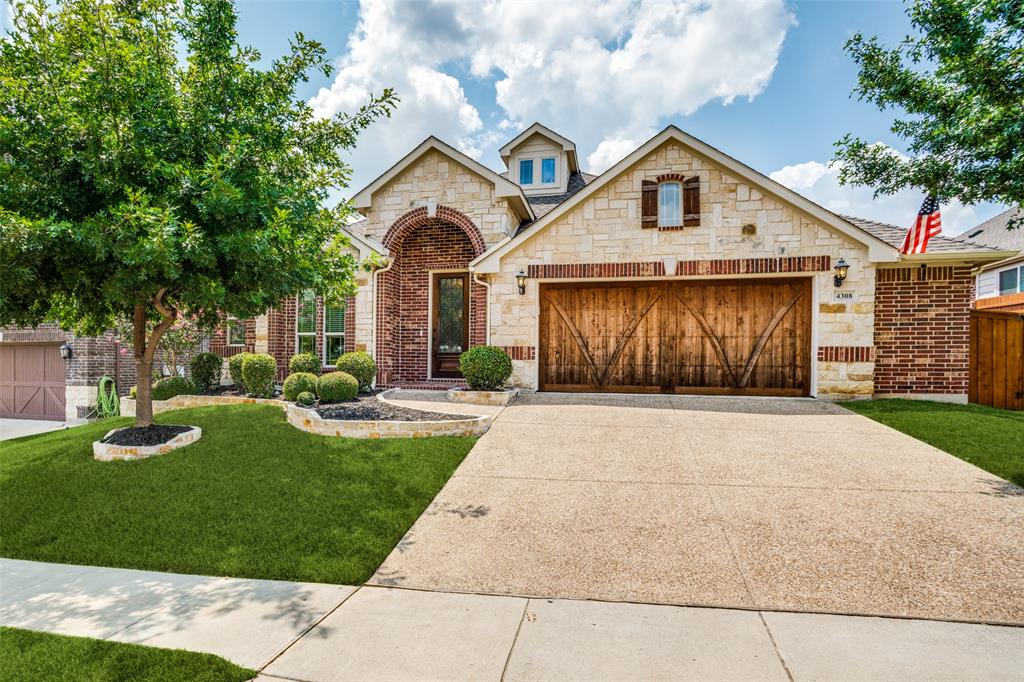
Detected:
left=95, top=376, right=120, bottom=419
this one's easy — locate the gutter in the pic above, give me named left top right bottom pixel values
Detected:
left=471, top=271, right=491, bottom=345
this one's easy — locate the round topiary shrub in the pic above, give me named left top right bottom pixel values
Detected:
left=129, top=385, right=137, bottom=399
left=459, top=346, right=513, bottom=391
left=316, top=371, right=359, bottom=403
left=296, top=391, right=316, bottom=407
left=283, top=372, right=318, bottom=401
left=151, top=376, right=198, bottom=401
left=289, top=352, right=322, bottom=375
left=189, top=352, right=222, bottom=392
left=241, top=353, right=278, bottom=398
left=228, top=351, right=253, bottom=390
left=333, top=351, right=376, bottom=392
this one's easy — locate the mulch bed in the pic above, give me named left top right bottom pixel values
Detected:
left=102, top=425, right=192, bottom=447
left=316, top=395, right=462, bottom=422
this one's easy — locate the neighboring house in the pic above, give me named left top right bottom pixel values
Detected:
left=230, top=123, right=1014, bottom=400
left=0, top=324, right=207, bottom=423
left=966, top=209, right=1024, bottom=313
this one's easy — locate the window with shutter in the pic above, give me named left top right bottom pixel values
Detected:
left=641, top=180, right=658, bottom=228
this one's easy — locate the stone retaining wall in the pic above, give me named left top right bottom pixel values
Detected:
left=286, top=403, right=489, bottom=439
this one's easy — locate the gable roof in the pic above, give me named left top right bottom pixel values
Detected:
left=351, top=137, right=535, bottom=222
left=842, top=215, right=1015, bottom=263
left=473, top=125, right=901, bottom=272
left=499, top=122, right=579, bottom=173
left=962, top=209, right=1024, bottom=252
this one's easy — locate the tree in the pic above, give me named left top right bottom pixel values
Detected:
left=114, top=316, right=206, bottom=379
left=0, top=0, right=396, bottom=427
left=833, top=0, right=1023, bottom=227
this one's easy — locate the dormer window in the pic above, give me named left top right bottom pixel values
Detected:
left=541, top=157, right=556, bottom=184
left=641, top=175, right=701, bottom=230
left=519, top=159, right=534, bottom=185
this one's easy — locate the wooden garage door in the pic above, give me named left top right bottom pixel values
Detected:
left=539, top=279, right=812, bottom=396
left=0, top=344, right=66, bottom=420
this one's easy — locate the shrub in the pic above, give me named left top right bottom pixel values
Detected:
left=228, top=351, right=253, bottom=390
left=189, top=352, right=222, bottom=392
left=283, top=372, right=318, bottom=401
left=333, top=351, right=376, bottom=392
left=129, top=385, right=137, bottom=399
left=317, top=371, right=359, bottom=403
left=241, top=353, right=278, bottom=398
left=151, top=376, right=197, bottom=401
left=459, top=346, right=513, bottom=391
left=296, top=391, right=316, bottom=407
left=289, top=352, right=321, bottom=375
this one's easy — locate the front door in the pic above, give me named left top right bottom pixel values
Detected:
left=432, top=272, right=470, bottom=378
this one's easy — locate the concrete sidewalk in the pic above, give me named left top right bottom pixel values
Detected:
left=2, top=559, right=1022, bottom=681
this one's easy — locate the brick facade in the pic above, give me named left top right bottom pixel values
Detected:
left=376, top=217, right=486, bottom=385
left=527, top=257, right=831, bottom=280
left=874, top=266, right=974, bottom=396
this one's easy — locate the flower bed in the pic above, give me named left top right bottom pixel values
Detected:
left=94, top=425, right=202, bottom=462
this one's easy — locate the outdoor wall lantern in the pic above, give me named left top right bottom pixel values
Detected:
left=833, top=258, right=849, bottom=288
left=59, top=342, right=73, bottom=360
left=515, top=269, right=527, bottom=295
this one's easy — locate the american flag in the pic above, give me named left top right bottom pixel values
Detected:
left=900, top=196, right=942, bottom=255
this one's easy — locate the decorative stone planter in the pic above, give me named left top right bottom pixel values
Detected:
left=446, top=387, right=519, bottom=406
left=286, top=403, right=490, bottom=439
left=93, top=426, right=202, bottom=462
left=120, top=395, right=288, bottom=417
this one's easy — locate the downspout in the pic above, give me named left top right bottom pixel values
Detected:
left=370, top=257, right=395, bottom=366
left=472, top=270, right=491, bottom=345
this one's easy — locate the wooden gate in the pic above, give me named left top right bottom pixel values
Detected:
left=969, top=310, right=1024, bottom=411
left=538, top=278, right=812, bottom=396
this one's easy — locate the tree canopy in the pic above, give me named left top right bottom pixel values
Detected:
left=834, top=0, right=1022, bottom=226
left=0, top=0, right=396, bottom=425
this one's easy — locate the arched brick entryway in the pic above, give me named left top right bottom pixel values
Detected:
left=376, top=206, right=488, bottom=385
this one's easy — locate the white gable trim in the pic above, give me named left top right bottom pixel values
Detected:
left=351, top=137, right=534, bottom=222
left=473, top=126, right=900, bottom=272
left=340, top=223, right=387, bottom=258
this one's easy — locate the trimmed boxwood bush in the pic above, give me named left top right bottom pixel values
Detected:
left=333, top=351, right=376, bottom=392
left=189, top=352, right=222, bottom=392
left=283, top=372, right=318, bottom=401
left=228, top=351, right=253, bottom=390
left=317, top=371, right=359, bottom=403
left=289, top=352, right=321, bottom=375
left=296, top=391, right=316, bottom=407
left=129, top=385, right=137, bottom=399
left=459, top=346, right=513, bottom=391
left=241, top=353, right=277, bottom=398
left=151, top=376, right=197, bottom=401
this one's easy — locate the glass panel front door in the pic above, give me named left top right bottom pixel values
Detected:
left=433, top=272, right=469, bottom=377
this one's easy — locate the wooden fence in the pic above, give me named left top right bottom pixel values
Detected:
left=969, top=310, right=1024, bottom=411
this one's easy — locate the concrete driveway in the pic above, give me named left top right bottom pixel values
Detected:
left=373, top=393, right=1024, bottom=625
left=0, top=418, right=66, bottom=441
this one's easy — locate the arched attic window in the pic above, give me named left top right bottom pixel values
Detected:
left=641, top=175, right=700, bottom=230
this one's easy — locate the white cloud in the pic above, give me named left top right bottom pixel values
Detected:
left=586, top=137, right=643, bottom=173
left=769, top=156, right=986, bottom=234
left=311, top=0, right=795, bottom=195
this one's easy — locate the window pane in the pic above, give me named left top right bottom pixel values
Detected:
left=1020, top=266, right=1024, bottom=293
left=438, top=276, right=465, bottom=353
left=297, top=291, right=316, bottom=333
left=541, top=157, right=556, bottom=183
left=999, top=268, right=1018, bottom=295
left=297, top=335, right=315, bottom=354
left=325, top=336, right=344, bottom=365
left=325, top=304, right=345, bottom=333
left=228, top=320, right=246, bottom=345
left=658, top=182, right=681, bottom=226
left=519, top=159, right=533, bottom=185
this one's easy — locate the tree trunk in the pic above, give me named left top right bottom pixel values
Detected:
left=132, top=295, right=176, bottom=428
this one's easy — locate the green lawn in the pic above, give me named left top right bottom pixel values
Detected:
left=843, top=399, right=1024, bottom=487
left=0, top=404, right=475, bottom=584
left=0, top=627, right=254, bottom=682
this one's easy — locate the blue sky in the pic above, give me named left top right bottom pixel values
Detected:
left=236, top=1, right=1002, bottom=232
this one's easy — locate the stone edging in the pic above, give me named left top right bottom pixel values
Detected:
left=286, top=399, right=490, bottom=439
left=94, top=426, right=202, bottom=462
left=120, top=394, right=288, bottom=416
left=447, top=387, right=519, bottom=406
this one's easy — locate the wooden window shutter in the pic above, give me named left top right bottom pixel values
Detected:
left=683, top=177, right=700, bottom=226
left=641, top=180, right=658, bottom=228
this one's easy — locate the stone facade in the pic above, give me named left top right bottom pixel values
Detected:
left=485, top=140, right=876, bottom=395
